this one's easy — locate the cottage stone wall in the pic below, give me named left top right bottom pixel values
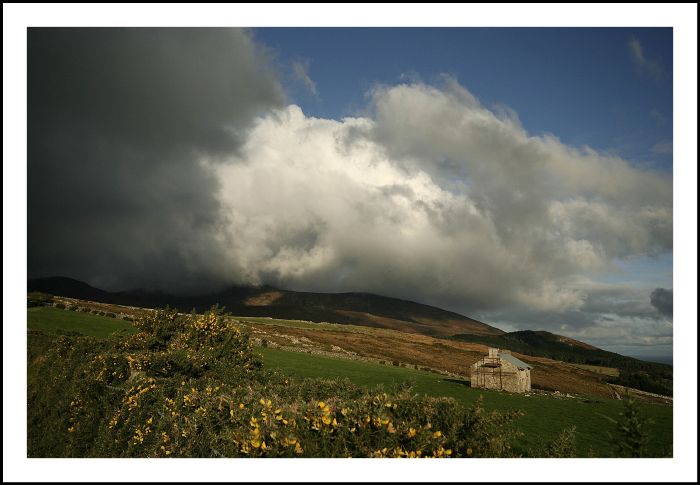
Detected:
left=470, top=356, right=531, bottom=393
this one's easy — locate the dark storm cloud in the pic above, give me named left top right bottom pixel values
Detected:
left=28, top=28, right=283, bottom=292
left=650, top=288, right=673, bottom=318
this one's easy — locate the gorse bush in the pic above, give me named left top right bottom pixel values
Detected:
left=28, top=306, right=570, bottom=458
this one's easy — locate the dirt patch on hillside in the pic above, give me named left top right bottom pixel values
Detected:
left=244, top=291, right=284, bottom=306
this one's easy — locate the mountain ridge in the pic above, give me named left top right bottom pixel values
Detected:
left=28, top=276, right=502, bottom=337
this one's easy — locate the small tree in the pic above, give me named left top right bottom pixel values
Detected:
left=604, top=393, right=650, bottom=457
left=538, top=426, right=577, bottom=457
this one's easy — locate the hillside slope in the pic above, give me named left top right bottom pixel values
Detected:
left=27, top=276, right=502, bottom=337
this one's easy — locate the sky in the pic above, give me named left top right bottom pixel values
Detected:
left=27, top=27, right=673, bottom=359
left=255, top=28, right=673, bottom=171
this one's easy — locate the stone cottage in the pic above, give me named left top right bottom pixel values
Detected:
left=470, top=348, right=532, bottom=393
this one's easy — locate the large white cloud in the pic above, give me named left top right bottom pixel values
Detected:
left=210, top=79, right=672, bottom=329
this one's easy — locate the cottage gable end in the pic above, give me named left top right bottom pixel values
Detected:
left=470, top=348, right=531, bottom=393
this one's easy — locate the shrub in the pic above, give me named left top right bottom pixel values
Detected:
left=106, top=312, right=116, bottom=319
left=28, top=292, right=54, bottom=307
left=28, top=292, right=54, bottom=305
left=55, top=303, right=66, bottom=310
left=603, top=394, right=650, bottom=457
left=530, top=426, right=577, bottom=457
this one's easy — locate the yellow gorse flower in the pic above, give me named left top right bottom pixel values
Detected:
left=433, top=446, right=452, bottom=457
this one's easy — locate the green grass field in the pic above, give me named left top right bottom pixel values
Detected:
left=259, top=347, right=672, bottom=457
left=570, top=363, right=620, bottom=377
left=27, top=306, right=136, bottom=338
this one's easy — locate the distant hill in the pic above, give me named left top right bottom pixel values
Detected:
left=451, top=330, right=601, bottom=356
left=28, top=276, right=113, bottom=301
left=27, top=276, right=503, bottom=338
left=449, top=330, right=673, bottom=396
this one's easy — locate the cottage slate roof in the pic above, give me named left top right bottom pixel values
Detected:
left=499, top=353, right=533, bottom=370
